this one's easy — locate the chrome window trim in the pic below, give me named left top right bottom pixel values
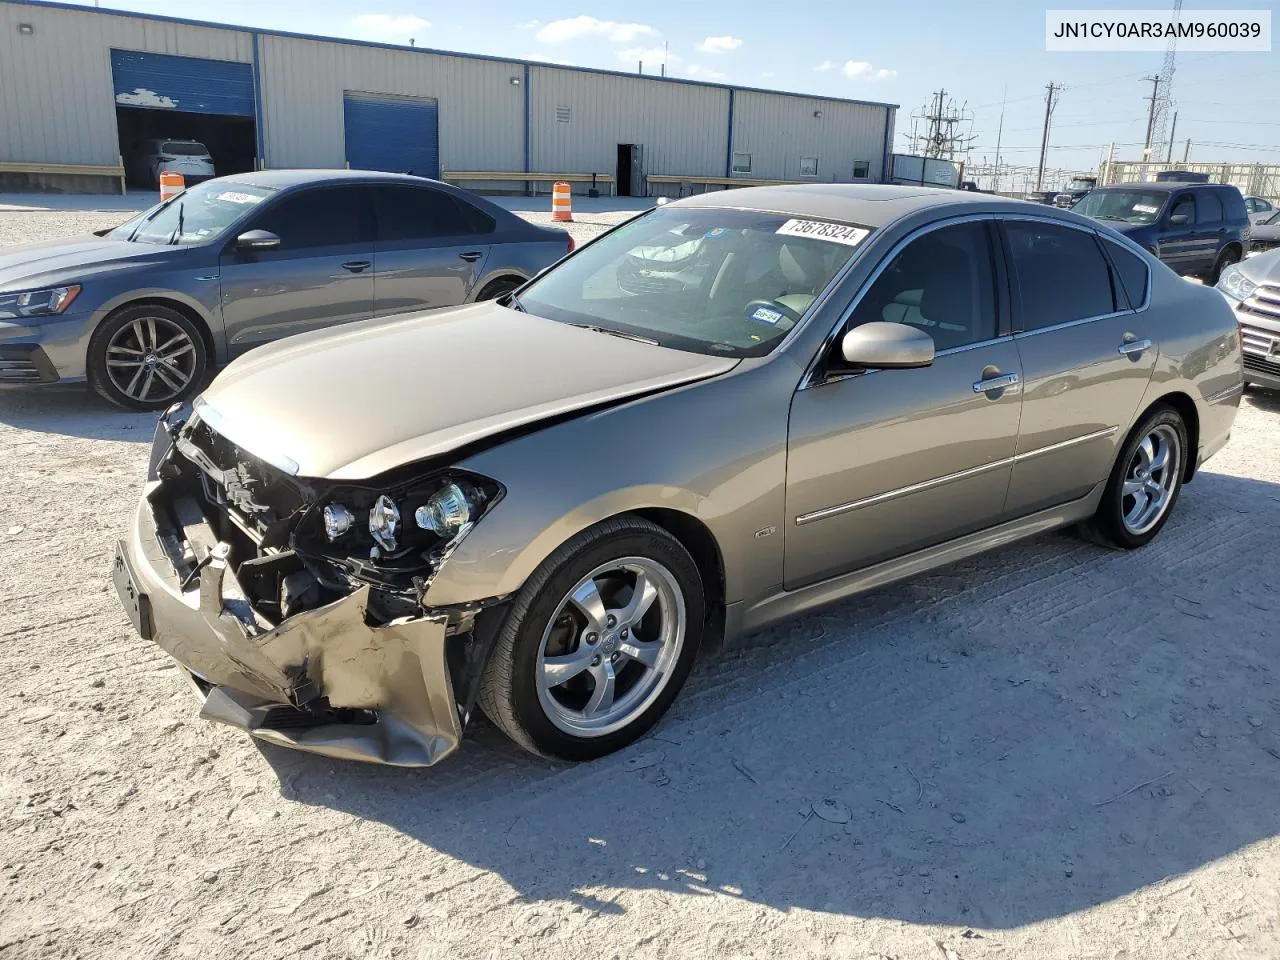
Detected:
left=794, top=425, right=1119, bottom=526
left=798, top=212, right=999, bottom=390
left=1011, top=309, right=1134, bottom=340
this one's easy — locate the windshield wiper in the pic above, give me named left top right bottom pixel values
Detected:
left=566, top=322, right=660, bottom=346
left=168, top=201, right=185, bottom=245
left=1092, top=215, right=1127, bottom=221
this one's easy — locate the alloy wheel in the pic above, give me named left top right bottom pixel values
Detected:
left=104, top=315, right=198, bottom=405
left=1121, top=423, right=1181, bottom=536
left=535, top=557, right=685, bottom=737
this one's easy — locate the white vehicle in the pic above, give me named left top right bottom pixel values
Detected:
left=1244, top=196, right=1276, bottom=226
left=133, top=139, right=216, bottom=188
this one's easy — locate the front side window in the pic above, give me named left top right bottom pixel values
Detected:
left=373, top=185, right=476, bottom=241
left=517, top=207, right=870, bottom=358
left=108, top=180, right=274, bottom=245
left=252, top=186, right=366, bottom=249
left=1004, top=221, right=1116, bottom=331
left=1072, top=189, right=1167, bottom=224
left=1169, top=194, right=1196, bottom=223
left=845, top=221, right=996, bottom=353
left=800, top=156, right=819, bottom=178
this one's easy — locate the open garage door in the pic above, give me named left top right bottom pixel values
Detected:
left=111, top=49, right=257, bottom=187
left=343, top=92, right=439, bottom=179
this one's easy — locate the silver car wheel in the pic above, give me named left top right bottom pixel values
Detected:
left=1121, top=423, right=1181, bottom=536
left=104, top=315, right=197, bottom=404
left=536, top=557, right=685, bottom=738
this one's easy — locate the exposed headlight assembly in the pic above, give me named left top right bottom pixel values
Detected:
left=1217, top=264, right=1257, bottom=302
left=414, top=481, right=474, bottom=537
left=0, top=284, right=81, bottom=319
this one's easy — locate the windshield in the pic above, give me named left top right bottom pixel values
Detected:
left=107, top=181, right=274, bottom=245
left=517, top=207, right=871, bottom=357
left=1266, top=210, right=1280, bottom=226
left=1072, top=189, right=1167, bottom=224
left=161, top=141, right=209, bottom=156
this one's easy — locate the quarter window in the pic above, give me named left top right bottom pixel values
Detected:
left=1104, top=239, right=1149, bottom=309
left=251, top=186, right=366, bottom=249
left=799, top=156, right=819, bottom=178
left=845, top=220, right=997, bottom=352
left=374, top=185, right=476, bottom=241
left=1003, top=221, right=1117, bottom=331
left=732, top=152, right=752, bottom=174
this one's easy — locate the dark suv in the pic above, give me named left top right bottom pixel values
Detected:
left=1072, top=181, right=1250, bottom=283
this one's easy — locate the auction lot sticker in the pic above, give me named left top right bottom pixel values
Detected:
left=776, top=219, right=870, bottom=246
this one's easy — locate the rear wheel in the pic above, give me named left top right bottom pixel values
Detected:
left=88, top=304, right=208, bottom=410
left=1205, top=246, right=1239, bottom=285
left=475, top=277, right=523, bottom=301
left=1079, top=405, right=1187, bottom=549
left=479, top=516, right=704, bottom=761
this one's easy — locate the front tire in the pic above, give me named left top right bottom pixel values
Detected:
left=87, top=304, right=208, bottom=411
left=478, top=516, right=704, bottom=761
left=1205, top=247, right=1239, bottom=285
left=474, top=277, right=523, bottom=301
left=1079, top=405, right=1187, bottom=549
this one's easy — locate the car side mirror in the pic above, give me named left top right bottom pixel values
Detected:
left=1169, top=213, right=1190, bottom=226
left=840, top=321, right=935, bottom=368
left=236, top=229, right=281, bottom=251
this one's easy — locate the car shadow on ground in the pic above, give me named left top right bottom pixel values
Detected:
left=0, top=387, right=156, bottom=442
left=257, top=468, right=1280, bottom=928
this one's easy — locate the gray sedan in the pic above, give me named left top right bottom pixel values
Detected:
left=0, top=170, right=571, bottom=409
left=115, top=185, right=1242, bottom=767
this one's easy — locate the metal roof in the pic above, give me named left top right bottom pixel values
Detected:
left=11, top=0, right=899, bottom=112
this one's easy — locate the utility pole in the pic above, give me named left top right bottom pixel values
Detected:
left=1142, top=75, right=1162, bottom=158
left=1183, top=139, right=1191, bottom=163
left=1165, top=111, right=1178, bottom=163
left=993, top=85, right=1006, bottom=193
left=1103, top=141, right=1116, bottom=186
left=1035, top=82, right=1060, bottom=193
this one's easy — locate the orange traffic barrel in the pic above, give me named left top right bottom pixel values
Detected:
left=159, top=170, right=185, bottom=202
left=552, top=180, right=573, bottom=222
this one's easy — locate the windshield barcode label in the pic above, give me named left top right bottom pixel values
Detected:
left=775, top=219, right=870, bottom=246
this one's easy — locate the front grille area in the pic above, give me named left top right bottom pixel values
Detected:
left=1242, top=284, right=1280, bottom=320
left=0, top=345, right=58, bottom=383
left=1244, top=353, right=1280, bottom=377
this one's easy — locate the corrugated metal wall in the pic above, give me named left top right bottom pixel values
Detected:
left=732, top=91, right=890, bottom=183
left=0, top=1, right=250, bottom=165
left=530, top=67, right=728, bottom=180
left=258, top=35, right=523, bottom=174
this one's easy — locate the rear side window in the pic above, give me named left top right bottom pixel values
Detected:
left=251, top=186, right=366, bottom=249
left=374, top=185, right=478, bottom=241
left=1003, top=221, right=1117, bottom=331
left=1221, top=188, right=1247, bottom=223
left=1197, top=191, right=1224, bottom=223
left=1104, top=239, right=1149, bottom=309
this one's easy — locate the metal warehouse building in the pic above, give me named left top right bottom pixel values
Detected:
left=0, top=0, right=897, bottom=196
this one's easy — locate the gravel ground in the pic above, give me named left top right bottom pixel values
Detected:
left=2, top=202, right=1280, bottom=960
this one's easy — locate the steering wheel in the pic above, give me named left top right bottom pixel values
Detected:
left=743, top=298, right=804, bottom=329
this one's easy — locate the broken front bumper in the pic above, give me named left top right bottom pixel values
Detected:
left=114, top=447, right=464, bottom=767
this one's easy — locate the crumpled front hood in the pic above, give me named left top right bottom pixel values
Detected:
left=199, top=302, right=739, bottom=480
left=0, top=236, right=179, bottom=291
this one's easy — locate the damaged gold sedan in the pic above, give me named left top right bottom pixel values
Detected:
left=114, top=185, right=1241, bottom=766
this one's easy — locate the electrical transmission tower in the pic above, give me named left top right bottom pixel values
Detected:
left=907, top=90, right=977, bottom=162
left=1149, top=0, right=1182, bottom=156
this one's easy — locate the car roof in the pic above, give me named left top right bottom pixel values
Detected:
left=218, top=169, right=449, bottom=189
left=666, top=183, right=1064, bottom=229
left=1092, top=181, right=1235, bottom=193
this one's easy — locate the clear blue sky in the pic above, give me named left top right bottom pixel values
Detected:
left=66, top=0, right=1280, bottom=176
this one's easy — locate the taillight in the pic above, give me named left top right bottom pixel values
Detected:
left=566, top=234, right=576, bottom=254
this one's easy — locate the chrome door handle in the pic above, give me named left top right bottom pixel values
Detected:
left=973, top=372, right=1019, bottom=393
left=458, top=251, right=483, bottom=262
left=341, top=260, right=371, bottom=273
left=1118, top=338, right=1152, bottom=356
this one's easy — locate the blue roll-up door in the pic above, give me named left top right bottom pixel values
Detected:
left=343, top=92, right=440, bottom=179
left=111, top=49, right=254, bottom=116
